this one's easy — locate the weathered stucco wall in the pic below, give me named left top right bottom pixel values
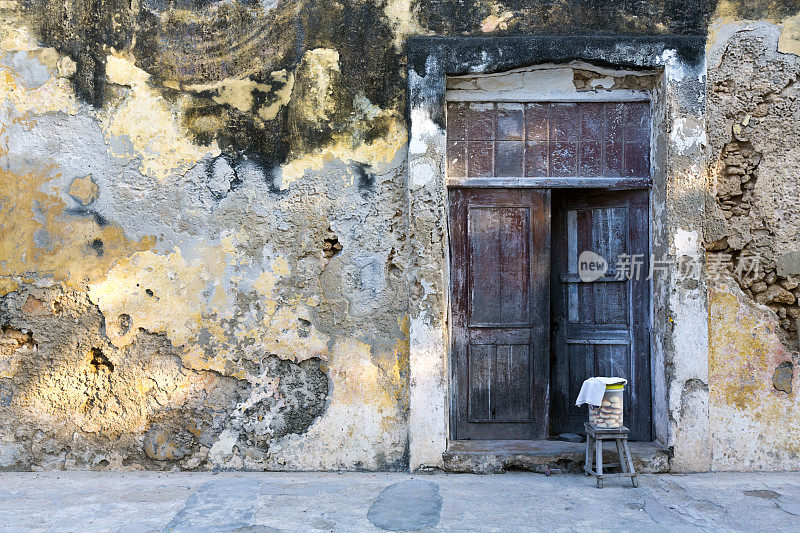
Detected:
left=705, top=7, right=800, bottom=471
left=0, top=0, right=412, bottom=470
left=0, top=0, right=799, bottom=471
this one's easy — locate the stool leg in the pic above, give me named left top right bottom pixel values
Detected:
left=595, top=437, right=603, bottom=488
left=585, top=434, right=593, bottom=476
left=615, top=438, right=626, bottom=473
left=622, top=438, right=638, bottom=488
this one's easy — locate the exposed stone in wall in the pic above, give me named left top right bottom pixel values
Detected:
left=572, top=69, right=660, bottom=91
left=706, top=17, right=800, bottom=471
left=236, top=355, right=328, bottom=447
left=709, top=140, right=760, bottom=221
left=706, top=137, right=800, bottom=347
left=322, top=232, right=343, bottom=259
left=0, top=286, right=336, bottom=470
left=707, top=20, right=800, bottom=350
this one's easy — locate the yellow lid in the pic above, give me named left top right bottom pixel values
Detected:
left=606, top=383, right=624, bottom=390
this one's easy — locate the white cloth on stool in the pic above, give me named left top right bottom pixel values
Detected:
left=575, top=377, right=628, bottom=407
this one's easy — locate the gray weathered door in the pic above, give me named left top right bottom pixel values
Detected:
left=449, top=188, right=550, bottom=440
left=550, top=190, right=651, bottom=440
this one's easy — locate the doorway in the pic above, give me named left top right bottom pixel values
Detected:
left=448, top=187, right=652, bottom=441
left=449, top=188, right=652, bottom=441
left=446, top=99, right=654, bottom=442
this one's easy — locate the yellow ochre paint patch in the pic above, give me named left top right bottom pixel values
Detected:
left=88, top=245, right=329, bottom=363
left=779, top=12, right=800, bottom=55
left=0, top=61, right=77, bottom=115
left=0, top=168, right=154, bottom=294
left=709, top=282, right=800, bottom=454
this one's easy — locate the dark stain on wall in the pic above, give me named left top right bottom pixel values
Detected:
left=414, top=0, right=714, bottom=36
left=721, top=0, right=800, bottom=20
left=773, top=361, right=793, bottom=393
left=295, top=0, right=403, bottom=111
left=64, top=207, right=109, bottom=227
left=23, top=0, right=407, bottom=176
left=353, top=162, right=376, bottom=197
left=87, top=238, right=105, bottom=257
left=22, top=0, right=720, bottom=175
left=22, top=0, right=135, bottom=105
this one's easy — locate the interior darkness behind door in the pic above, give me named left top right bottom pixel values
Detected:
left=550, top=189, right=651, bottom=441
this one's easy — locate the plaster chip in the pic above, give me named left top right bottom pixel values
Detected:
left=778, top=13, right=800, bottom=55
left=68, top=175, right=99, bottom=205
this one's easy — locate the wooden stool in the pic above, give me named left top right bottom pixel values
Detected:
left=583, top=422, right=638, bottom=488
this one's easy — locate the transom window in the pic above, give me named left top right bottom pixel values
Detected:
left=446, top=101, right=650, bottom=180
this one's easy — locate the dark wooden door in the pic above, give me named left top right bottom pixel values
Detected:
left=449, top=188, right=550, bottom=440
left=550, top=190, right=651, bottom=440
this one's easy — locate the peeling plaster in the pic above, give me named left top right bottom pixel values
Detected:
left=672, top=117, right=708, bottom=156
left=100, top=52, right=219, bottom=181
left=0, top=5, right=410, bottom=471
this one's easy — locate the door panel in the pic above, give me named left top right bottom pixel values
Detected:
left=551, top=190, right=651, bottom=440
left=468, top=205, right=531, bottom=326
left=449, top=188, right=550, bottom=440
left=468, top=343, right=532, bottom=421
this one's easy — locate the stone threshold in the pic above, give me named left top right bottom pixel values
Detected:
left=442, top=439, right=670, bottom=474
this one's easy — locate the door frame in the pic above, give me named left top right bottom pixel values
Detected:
left=444, top=92, right=658, bottom=444
left=406, top=36, right=709, bottom=471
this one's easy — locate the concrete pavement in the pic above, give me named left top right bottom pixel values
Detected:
left=0, top=471, right=798, bottom=532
